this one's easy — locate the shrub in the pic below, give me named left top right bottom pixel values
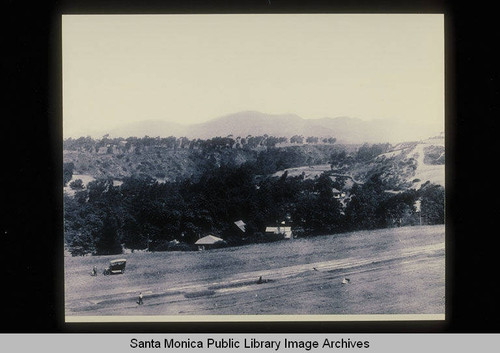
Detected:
left=69, top=179, right=84, bottom=190
left=63, top=162, right=74, bottom=186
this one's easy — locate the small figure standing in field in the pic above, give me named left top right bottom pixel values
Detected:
left=91, top=266, right=97, bottom=276
left=137, top=292, right=143, bottom=305
left=257, top=276, right=269, bottom=284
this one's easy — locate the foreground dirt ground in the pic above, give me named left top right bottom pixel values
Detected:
left=65, top=225, right=445, bottom=319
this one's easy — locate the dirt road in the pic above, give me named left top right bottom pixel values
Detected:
left=410, top=140, right=445, bottom=189
left=65, top=225, right=445, bottom=318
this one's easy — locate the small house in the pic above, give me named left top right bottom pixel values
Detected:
left=234, top=220, right=246, bottom=233
left=265, top=223, right=293, bottom=239
left=194, top=235, right=225, bottom=251
left=331, top=188, right=345, bottom=199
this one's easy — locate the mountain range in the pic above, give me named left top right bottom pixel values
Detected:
left=79, top=111, right=442, bottom=144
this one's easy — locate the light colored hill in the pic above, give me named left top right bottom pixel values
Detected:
left=270, top=136, right=445, bottom=190
left=82, top=111, right=441, bottom=144
left=376, top=136, right=445, bottom=189
left=408, top=137, right=445, bottom=189
left=271, top=164, right=332, bottom=179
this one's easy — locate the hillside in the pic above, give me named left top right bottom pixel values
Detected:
left=63, top=134, right=444, bottom=194
left=271, top=136, right=444, bottom=192
left=63, top=133, right=445, bottom=258
left=63, top=140, right=344, bottom=184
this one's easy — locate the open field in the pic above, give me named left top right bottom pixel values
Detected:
left=65, top=225, right=444, bottom=319
left=271, top=164, right=332, bottom=179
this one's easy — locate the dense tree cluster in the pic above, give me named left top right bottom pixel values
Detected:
left=356, top=143, right=392, bottom=162
left=64, top=162, right=444, bottom=256
left=63, top=134, right=337, bottom=155
left=63, top=162, right=74, bottom=186
left=64, top=136, right=444, bottom=256
left=63, top=135, right=342, bottom=182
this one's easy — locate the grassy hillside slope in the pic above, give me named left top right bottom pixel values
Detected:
left=65, top=224, right=444, bottom=317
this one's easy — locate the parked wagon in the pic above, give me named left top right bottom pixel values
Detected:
left=103, top=259, right=127, bottom=275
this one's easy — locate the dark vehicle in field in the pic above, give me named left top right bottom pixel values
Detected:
left=103, top=259, right=127, bottom=275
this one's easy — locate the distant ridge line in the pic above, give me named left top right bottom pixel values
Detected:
left=67, top=111, right=441, bottom=144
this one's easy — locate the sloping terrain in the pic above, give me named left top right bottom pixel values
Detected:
left=270, top=136, right=444, bottom=191
left=65, top=224, right=444, bottom=318
left=407, top=137, right=445, bottom=189
left=372, top=136, right=444, bottom=190
left=63, top=135, right=444, bottom=196
left=63, top=144, right=342, bottom=184
left=63, top=148, right=204, bottom=181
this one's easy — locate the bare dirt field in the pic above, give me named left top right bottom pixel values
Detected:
left=65, top=225, right=445, bottom=319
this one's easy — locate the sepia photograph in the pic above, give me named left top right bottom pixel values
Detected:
left=62, top=14, right=445, bottom=322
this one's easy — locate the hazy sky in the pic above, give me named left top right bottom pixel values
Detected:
left=62, top=14, right=444, bottom=138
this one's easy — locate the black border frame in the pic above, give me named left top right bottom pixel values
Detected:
left=4, top=0, right=499, bottom=333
